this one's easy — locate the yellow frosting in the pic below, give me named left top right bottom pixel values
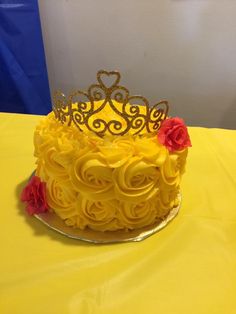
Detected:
left=34, top=101, right=188, bottom=231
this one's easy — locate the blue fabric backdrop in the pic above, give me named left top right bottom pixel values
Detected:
left=0, top=0, right=51, bottom=114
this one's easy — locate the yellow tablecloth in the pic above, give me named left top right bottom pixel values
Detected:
left=1, top=112, right=236, bottom=314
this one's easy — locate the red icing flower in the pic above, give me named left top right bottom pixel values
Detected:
left=21, top=176, right=49, bottom=215
left=158, top=117, right=192, bottom=151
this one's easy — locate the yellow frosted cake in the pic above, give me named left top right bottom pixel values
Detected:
left=21, top=71, right=191, bottom=232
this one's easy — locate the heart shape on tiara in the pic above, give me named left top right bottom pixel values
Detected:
left=97, top=70, right=121, bottom=89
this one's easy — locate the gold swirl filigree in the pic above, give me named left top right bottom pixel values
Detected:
left=52, top=70, right=169, bottom=137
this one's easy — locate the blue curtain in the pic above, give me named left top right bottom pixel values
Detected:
left=0, top=0, right=51, bottom=114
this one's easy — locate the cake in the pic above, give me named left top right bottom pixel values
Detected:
left=21, top=70, right=191, bottom=233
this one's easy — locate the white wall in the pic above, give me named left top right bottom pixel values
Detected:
left=39, top=0, right=236, bottom=129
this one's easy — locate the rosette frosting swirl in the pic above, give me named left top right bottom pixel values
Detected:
left=70, top=153, right=114, bottom=201
left=46, top=178, right=78, bottom=219
left=73, top=198, right=121, bottom=231
left=113, top=156, right=160, bottom=202
left=118, top=199, right=159, bottom=230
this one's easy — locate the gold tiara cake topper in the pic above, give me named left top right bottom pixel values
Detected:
left=53, top=70, right=169, bottom=137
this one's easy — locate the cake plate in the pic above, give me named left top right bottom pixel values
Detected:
left=34, top=196, right=181, bottom=244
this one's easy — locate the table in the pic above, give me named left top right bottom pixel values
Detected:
left=1, top=112, right=236, bottom=314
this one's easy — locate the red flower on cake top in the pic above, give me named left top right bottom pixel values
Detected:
left=158, top=117, right=192, bottom=152
left=21, top=176, right=49, bottom=215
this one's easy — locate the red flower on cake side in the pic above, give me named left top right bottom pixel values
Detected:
left=158, top=117, right=192, bottom=152
left=21, top=176, right=49, bottom=215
